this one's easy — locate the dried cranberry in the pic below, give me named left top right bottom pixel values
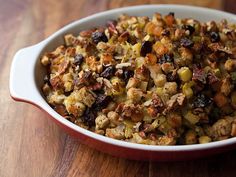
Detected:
left=182, top=25, right=195, bottom=35
left=91, top=31, right=108, bottom=44
left=123, top=70, right=134, bottom=82
left=210, top=31, right=220, bottom=43
left=74, top=54, right=84, bottom=65
left=193, top=93, right=212, bottom=108
left=180, top=38, right=194, bottom=48
left=140, top=41, right=152, bottom=57
left=100, top=66, right=115, bottom=78
left=94, top=94, right=112, bottom=111
left=82, top=108, right=96, bottom=127
left=159, top=54, right=173, bottom=64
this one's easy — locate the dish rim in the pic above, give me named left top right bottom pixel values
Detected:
left=10, top=4, right=236, bottom=152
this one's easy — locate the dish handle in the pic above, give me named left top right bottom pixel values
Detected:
left=9, top=45, right=42, bottom=104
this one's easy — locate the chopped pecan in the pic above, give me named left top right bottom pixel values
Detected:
left=165, top=93, right=185, bottom=113
left=50, top=75, right=63, bottom=89
left=118, top=31, right=129, bottom=42
left=192, top=108, right=209, bottom=123
left=221, top=76, right=233, bottom=96
left=118, top=104, right=144, bottom=122
left=208, top=43, right=232, bottom=54
left=54, top=105, right=68, bottom=117
left=58, top=60, right=69, bottom=74
left=78, top=70, right=93, bottom=86
left=79, top=29, right=93, bottom=37
left=207, top=72, right=219, bottom=84
left=106, top=20, right=117, bottom=34
left=192, top=65, right=207, bottom=84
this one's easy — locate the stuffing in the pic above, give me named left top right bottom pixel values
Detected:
left=41, top=12, right=236, bottom=145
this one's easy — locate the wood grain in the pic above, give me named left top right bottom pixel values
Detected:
left=1, top=0, right=236, bottom=177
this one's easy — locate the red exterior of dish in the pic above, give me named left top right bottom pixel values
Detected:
left=11, top=95, right=236, bottom=161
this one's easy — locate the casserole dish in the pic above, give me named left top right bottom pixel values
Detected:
left=10, top=5, right=236, bottom=161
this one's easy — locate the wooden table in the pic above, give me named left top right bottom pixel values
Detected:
left=1, top=0, right=236, bottom=176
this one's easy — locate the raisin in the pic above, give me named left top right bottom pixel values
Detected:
left=123, top=70, right=134, bottom=82
left=140, top=41, right=152, bottom=57
left=159, top=54, right=173, bottom=64
left=180, top=38, right=194, bottom=48
left=83, top=108, right=96, bottom=127
left=193, top=94, right=212, bottom=108
left=210, top=31, right=220, bottom=43
left=182, top=25, right=195, bottom=35
left=74, top=54, right=84, bottom=65
left=91, top=31, right=108, bottom=44
left=94, top=94, right=112, bottom=111
left=100, top=66, right=115, bottom=78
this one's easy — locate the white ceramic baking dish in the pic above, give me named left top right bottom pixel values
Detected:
left=9, top=5, right=236, bottom=161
